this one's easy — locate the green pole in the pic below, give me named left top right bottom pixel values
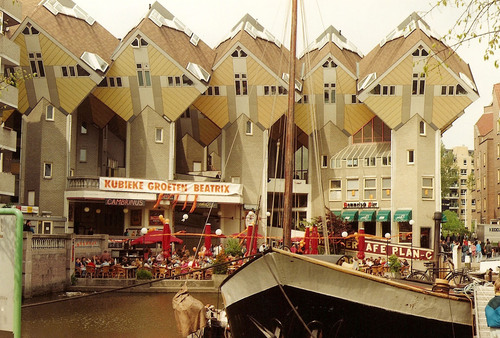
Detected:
left=0, top=208, right=24, bottom=338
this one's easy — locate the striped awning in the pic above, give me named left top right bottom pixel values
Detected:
left=342, top=210, right=358, bottom=222
left=393, top=210, right=412, bottom=222
left=332, top=210, right=341, bottom=217
left=377, top=210, right=391, bottom=222
left=359, top=210, right=376, bottom=222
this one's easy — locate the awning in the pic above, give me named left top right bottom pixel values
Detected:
left=359, top=210, right=376, bottom=222
left=441, top=214, right=448, bottom=223
left=342, top=210, right=358, bottom=222
left=393, top=210, right=412, bottom=222
left=377, top=210, right=391, bottom=222
left=332, top=210, right=341, bottom=217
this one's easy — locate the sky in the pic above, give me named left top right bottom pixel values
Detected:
left=73, top=0, right=500, bottom=150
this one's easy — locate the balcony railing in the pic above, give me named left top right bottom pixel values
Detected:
left=0, top=125, right=16, bottom=150
left=0, top=171, right=15, bottom=195
left=0, top=83, right=18, bottom=110
left=67, top=177, right=100, bottom=190
left=0, top=35, right=20, bottom=66
left=0, top=0, right=22, bottom=26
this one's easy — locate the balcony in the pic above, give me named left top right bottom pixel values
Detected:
left=0, top=0, right=22, bottom=27
left=0, top=124, right=16, bottom=150
left=0, top=171, right=15, bottom=196
left=0, top=35, right=20, bottom=66
left=0, top=83, right=18, bottom=110
left=67, top=177, right=100, bottom=191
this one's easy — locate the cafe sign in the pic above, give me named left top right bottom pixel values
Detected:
left=105, top=199, right=146, bottom=207
left=100, top=177, right=242, bottom=196
left=346, top=238, right=434, bottom=260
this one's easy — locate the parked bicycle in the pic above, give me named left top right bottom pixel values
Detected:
left=405, top=255, right=472, bottom=285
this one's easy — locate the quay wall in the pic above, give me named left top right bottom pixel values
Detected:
left=23, top=233, right=108, bottom=298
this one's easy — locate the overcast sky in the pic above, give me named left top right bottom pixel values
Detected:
left=73, top=0, right=500, bottom=150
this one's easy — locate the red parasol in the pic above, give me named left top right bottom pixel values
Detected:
left=304, top=227, right=311, bottom=254
left=357, top=228, right=366, bottom=260
left=251, top=224, right=259, bottom=255
left=129, top=230, right=183, bottom=246
left=204, top=223, right=212, bottom=256
left=310, top=226, right=319, bottom=255
left=162, top=217, right=171, bottom=257
left=245, top=225, right=253, bottom=256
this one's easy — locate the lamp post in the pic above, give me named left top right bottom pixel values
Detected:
left=385, top=232, right=391, bottom=263
left=409, top=219, right=415, bottom=272
left=342, top=231, right=348, bottom=255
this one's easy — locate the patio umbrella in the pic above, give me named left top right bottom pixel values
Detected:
left=245, top=225, right=253, bottom=256
left=310, top=226, right=319, bottom=255
left=204, top=223, right=212, bottom=256
left=129, top=231, right=183, bottom=246
left=161, top=216, right=171, bottom=257
left=357, top=228, right=366, bottom=260
left=304, top=227, right=311, bottom=254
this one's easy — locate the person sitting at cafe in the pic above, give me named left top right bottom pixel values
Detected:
left=75, top=258, right=85, bottom=277
left=100, top=250, right=111, bottom=262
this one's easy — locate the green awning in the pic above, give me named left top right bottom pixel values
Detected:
left=359, top=210, right=376, bottom=222
left=342, top=210, right=358, bottom=222
left=377, top=210, right=391, bottom=222
left=393, top=210, right=412, bottom=222
left=441, top=214, right=448, bottom=223
left=332, top=210, right=341, bottom=217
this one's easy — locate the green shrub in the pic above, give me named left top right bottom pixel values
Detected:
left=224, top=238, right=243, bottom=256
left=136, top=268, right=153, bottom=280
left=70, top=273, right=77, bottom=285
left=388, top=254, right=402, bottom=273
left=213, top=252, right=228, bottom=275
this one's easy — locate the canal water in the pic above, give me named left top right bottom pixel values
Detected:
left=21, top=292, right=223, bottom=337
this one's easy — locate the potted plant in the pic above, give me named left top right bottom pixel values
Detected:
left=388, top=254, right=402, bottom=278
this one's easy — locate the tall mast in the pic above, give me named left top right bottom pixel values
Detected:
left=283, top=0, right=298, bottom=248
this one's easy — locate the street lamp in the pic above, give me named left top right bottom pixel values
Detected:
left=409, top=219, right=415, bottom=272
left=342, top=231, right=348, bottom=254
left=385, top=232, right=391, bottom=263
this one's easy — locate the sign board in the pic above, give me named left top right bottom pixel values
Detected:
left=99, top=177, right=242, bottom=196
left=346, top=238, right=434, bottom=261
left=0, top=214, right=19, bottom=336
left=483, top=225, right=500, bottom=243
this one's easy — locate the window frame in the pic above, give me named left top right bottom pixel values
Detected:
left=381, top=177, right=391, bottom=200
left=245, top=120, right=253, bottom=135
left=46, top=106, right=54, bottom=121
left=155, top=127, right=164, bottom=143
left=363, top=178, right=377, bottom=200
left=422, top=176, right=434, bottom=200
left=43, top=162, right=52, bottom=179
left=329, top=179, right=342, bottom=201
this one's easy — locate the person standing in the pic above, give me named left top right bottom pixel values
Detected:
left=486, top=279, right=500, bottom=337
left=486, top=239, right=493, bottom=259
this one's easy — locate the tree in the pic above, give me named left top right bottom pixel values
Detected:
left=442, top=209, right=469, bottom=236
left=436, top=0, right=500, bottom=67
left=441, top=144, right=459, bottom=198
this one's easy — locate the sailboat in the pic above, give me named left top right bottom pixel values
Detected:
left=220, top=1, right=475, bottom=337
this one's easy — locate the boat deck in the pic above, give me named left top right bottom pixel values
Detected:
left=475, top=285, right=494, bottom=338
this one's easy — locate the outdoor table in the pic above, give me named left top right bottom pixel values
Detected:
left=124, top=265, right=138, bottom=278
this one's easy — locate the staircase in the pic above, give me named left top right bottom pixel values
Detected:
left=475, top=285, right=494, bottom=338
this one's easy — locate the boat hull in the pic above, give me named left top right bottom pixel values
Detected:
left=220, top=250, right=473, bottom=337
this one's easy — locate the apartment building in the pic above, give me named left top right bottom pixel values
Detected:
left=474, top=84, right=500, bottom=226
left=1, top=1, right=478, bottom=252
left=442, top=146, right=475, bottom=229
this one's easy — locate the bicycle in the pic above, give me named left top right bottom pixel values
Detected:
left=405, top=255, right=472, bottom=286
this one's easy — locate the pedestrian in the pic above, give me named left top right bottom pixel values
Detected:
left=486, top=239, right=493, bottom=259
left=486, top=279, right=500, bottom=337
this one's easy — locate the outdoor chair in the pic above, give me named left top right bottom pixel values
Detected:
left=85, top=265, right=96, bottom=278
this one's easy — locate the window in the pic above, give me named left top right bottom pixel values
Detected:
left=407, top=150, right=415, bottom=164
left=346, top=179, right=359, bottom=200
left=353, top=116, right=391, bottom=143
left=46, top=106, right=54, bottom=121
left=463, top=159, right=467, bottom=165
left=43, top=163, right=52, bottom=179
left=440, top=84, right=468, bottom=96
left=460, top=178, right=467, bottom=186
left=28, top=191, right=35, bottom=206
left=422, top=177, right=434, bottom=199
left=412, top=73, right=425, bottom=95
left=79, top=149, right=87, bottom=162
left=131, top=35, right=148, bottom=48
left=182, top=75, right=193, bottom=86
left=330, top=158, right=341, bottom=168
left=364, top=157, right=376, bottom=167
left=412, top=46, right=428, bottom=56
left=329, top=179, right=342, bottom=201
left=483, top=175, right=487, bottom=189
left=29, top=52, right=45, bottom=77
left=346, top=158, right=358, bottom=168
left=382, top=156, right=391, bottom=166
left=245, top=121, right=253, bottom=135
left=364, top=178, right=376, bottom=200
left=81, top=121, right=87, bottom=134
left=382, top=177, right=391, bottom=199
left=461, top=189, right=467, bottom=196
left=137, top=64, right=151, bottom=87
left=235, top=73, right=247, bottom=96
left=203, top=86, right=220, bottom=96
left=322, top=59, right=337, bottom=68
left=321, top=156, right=328, bottom=168
left=231, top=48, right=247, bottom=58
left=324, top=83, right=336, bottom=103
left=461, top=199, right=466, bottom=206
left=155, top=128, right=163, bottom=143
left=298, top=95, right=309, bottom=103
left=419, top=121, right=426, bottom=136
left=22, top=24, right=39, bottom=35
